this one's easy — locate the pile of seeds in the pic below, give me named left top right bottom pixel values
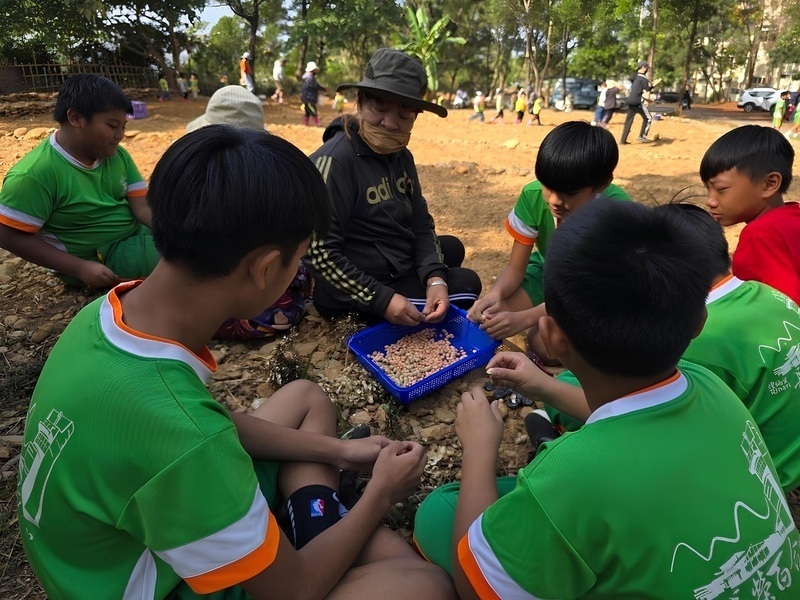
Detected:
left=369, top=328, right=467, bottom=388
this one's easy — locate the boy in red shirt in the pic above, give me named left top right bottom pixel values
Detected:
left=701, top=125, right=800, bottom=302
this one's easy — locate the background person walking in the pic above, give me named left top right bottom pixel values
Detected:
left=240, top=51, right=254, bottom=93
left=620, top=60, right=662, bottom=144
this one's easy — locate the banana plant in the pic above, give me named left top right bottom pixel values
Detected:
left=397, top=6, right=465, bottom=96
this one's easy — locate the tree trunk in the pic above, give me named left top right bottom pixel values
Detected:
left=525, top=26, right=533, bottom=89
left=745, top=0, right=766, bottom=87
left=561, top=23, right=568, bottom=105
left=539, top=12, right=554, bottom=95
left=296, top=0, right=309, bottom=80
left=648, top=0, right=658, bottom=72
left=677, top=0, right=700, bottom=116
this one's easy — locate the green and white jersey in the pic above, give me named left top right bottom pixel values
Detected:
left=504, top=181, right=630, bottom=254
left=683, top=274, right=800, bottom=492
left=458, top=363, right=800, bottom=599
left=0, top=133, right=148, bottom=261
left=18, top=281, right=280, bottom=599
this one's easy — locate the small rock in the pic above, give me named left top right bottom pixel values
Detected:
left=11, top=317, right=28, bottom=330
left=435, top=162, right=450, bottom=169
left=514, top=433, right=529, bottom=445
left=210, top=349, right=227, bottom=364
left=419, top=423, right=452, bottom=441
left=256, top=382, right=274, bottom=397
left=454, top=166, right=470, bottom=175
left=251, top=397, right=266, bottom=410
left=350, top=410, right=372, bottom=426
left=434, top=407, right=456, bottom=424
left=0, top=445, right=9, bottom=459
left=30, top=323, right=54, bottom=343
left=3, top=315, right=19, bottom=328
left=24, top=127, right=49, bottom=140
left=8, top=331, right=27, bottom=341
left=295, top=341, right=319, bottom=356
left=503, top=139, right=519, bottom=149
left=13, top=127, right=28, bottom=138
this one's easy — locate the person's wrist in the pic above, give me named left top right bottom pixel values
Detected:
left=426, top=277, right=447, bottom=290
left=361, top=477, right=395, bottom=513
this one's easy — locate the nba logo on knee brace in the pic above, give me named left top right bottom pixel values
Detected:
left=310, top=498, right=325, bottom=517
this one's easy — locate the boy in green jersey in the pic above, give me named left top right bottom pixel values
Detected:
left=415, top=199, right=800, bottom=599
left=18, top=127, right=454, bottom=599
left=0, top=74, right=158, bottom=288
left=481, top=202, right=800, bottom=493
left=466, top=121, right=630, bottom=356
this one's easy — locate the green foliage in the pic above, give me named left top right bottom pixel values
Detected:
left=397, top=6, right=466, bottom=93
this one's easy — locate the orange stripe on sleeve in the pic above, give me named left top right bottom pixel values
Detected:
left=0, top=213, right=40, bottom=233
left=457, top=534, right=501, bottom=600
left=127, top=188, right=148, bottom=199
left=505, top=219, right=536, bottom=246
left=184, top=511, right=281, bottom=594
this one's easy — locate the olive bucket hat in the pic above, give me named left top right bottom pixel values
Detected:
left=337, top=48, right=447, bottom=118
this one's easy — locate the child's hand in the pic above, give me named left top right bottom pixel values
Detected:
left=78, top=260, right=120, bottom=289
left=455, top=387, right=504, bottom=454
left=486, top=352, right=549, bottom=394
left=480, top=310, right=527, bottom=339
left=337, top=435, right=392, bottom=473
left=368, top=441, right=427, bottom=505
left=467, top=292, right=500, bottom=323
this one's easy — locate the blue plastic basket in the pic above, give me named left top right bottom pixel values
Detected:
left=347, top=307, right=500, bottom=405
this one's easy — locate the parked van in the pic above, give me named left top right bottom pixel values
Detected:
left=550, top=78, right=600, bottom=110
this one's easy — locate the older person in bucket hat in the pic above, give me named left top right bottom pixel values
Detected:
left=305, top=48, right=481, bottom=325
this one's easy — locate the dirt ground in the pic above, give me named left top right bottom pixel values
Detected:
left=1, top=95, right=798, bottom=598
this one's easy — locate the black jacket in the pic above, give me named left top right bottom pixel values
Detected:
left=627, top=74, right=653, bottom=106
left=604, top=87, right=619, bottom=110
left=305, top=118, right=447, bottom=316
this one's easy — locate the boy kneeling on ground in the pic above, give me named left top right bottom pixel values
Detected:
left=18, top=126, right=455, bottom=600
left=415, top=199, right=800, bottom=598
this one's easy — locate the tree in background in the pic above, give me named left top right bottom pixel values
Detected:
left=398, top=6, right=466, bottom=96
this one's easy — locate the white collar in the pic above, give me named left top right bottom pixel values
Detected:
left=706, top=275, right=743, bottom=305
left=586, top=371, right=688, bottom=424
left=49, top=132, right=102, bottom=170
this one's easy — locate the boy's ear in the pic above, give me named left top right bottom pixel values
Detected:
left=65, top=108, right=86, bottom=129
left=538, top=315, right=570, bottom=361
left=248, top=248, right=282, bottom=290
left=762, top=172, right=783, bottom=197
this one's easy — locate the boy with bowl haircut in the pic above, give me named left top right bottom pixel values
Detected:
left=18, top=126, right=454, bottom=600
left=467, top=120, right=630, bottom=346
left=505, top=202, right=800, bottom=493
left=0, top=74, right=157, bottom=288
left=415, top=199, right=800, bottom=598
left=701, top=125, right=800, bottom=303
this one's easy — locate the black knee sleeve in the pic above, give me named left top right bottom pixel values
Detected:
left=284, top=485, right=342, bottom=549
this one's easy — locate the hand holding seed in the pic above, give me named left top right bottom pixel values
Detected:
left=422, top=284, right=449, bottom=323
left=455, top=387, right=504, bottom=453
left=480, top=310, right=527, bottom=340
left=487, top=352, right=549, bottom=394
left=369, top=441, right=427, bottom=504
left=384, top=294, right=424, bottom=326
left=467, top=292, right=501, bottom=324
left=337, top=435, right=393, bottom=473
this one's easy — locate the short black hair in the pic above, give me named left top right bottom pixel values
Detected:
left=149, top=125, right=330, bottom=278
left=658, top=203, right=730, bottom=277
left=53, top=74, right=133, bottom=123
left=699, top=125, right=794, bottom=193
left=543, top=199, right=716, bottom=377
left=535, top=121, right=618, bottom=193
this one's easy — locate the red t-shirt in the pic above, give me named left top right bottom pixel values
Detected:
left=732, top=202, right=800, bottom=303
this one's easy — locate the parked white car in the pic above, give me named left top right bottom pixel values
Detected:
left=737, top=87, right=781, bottom=112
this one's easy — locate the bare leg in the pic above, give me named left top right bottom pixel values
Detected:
left=250, top=380, right=338, bottom=495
